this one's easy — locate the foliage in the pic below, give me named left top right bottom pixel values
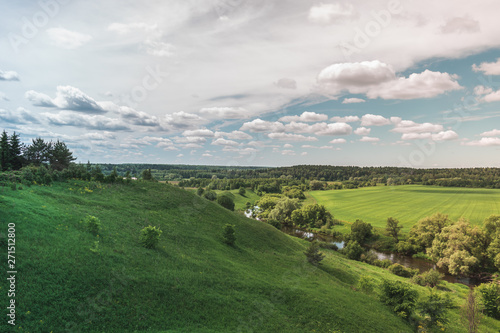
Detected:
left=345, top=219, right=373, bottom=245
left=203, top=190, right=217, bottom=201
left=290, top=203, right=333, bottom=228
left=142, top=168, right=155, bottom=181
left=222, top=224, right=236, bottom=246
left=461, top=288, right=482, bottom=333
left=268, top=197, right=301, bottom=225
left=343, top=240, right=364, bottom=261
left=48, top=140, right=76, bottom=171
left=357, top=275, right=377, bottom=293
left=238, top=187, right=246, bottom=196
left=395, top=241, right=417, bottom=255
left=411, top=269, right=443, bottom=288
left=388, top=263, right=419, bottom=278
left=255, top=194, right=282, bottom=219
left=477, top=282, right=500, bottom=319
left=217, top=194, right=235, bottom=211
left=379, top=279, right=418, bottom=319
left=266, top=219, right=281, bottom=230
left=408, top=213, right=452, bottom=252
left=309, top=180, right=325, bottom=190
left=304, top=242, right=325, bottom=266
left=428, top=219, right=486, bottom=275
left=82, top=215, right=101, bottom=235
left=385, top=217, right=402, bottom=243
left=415, top=288, right=453, bottom=329
left=139, top=225, right=162, bottom=249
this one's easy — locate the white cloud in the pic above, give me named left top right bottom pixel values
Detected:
left=392, top=120, right=443, bottom=133
left=301, top=145, right=337, bottom=150
left=462, top=137, right=500, bottom=146
left=359, top=136, right=380, bottom=142
left=283, top=143, right=293, bottom=148
left=329, top=138, right=346, bottom=144
left=80, top=132, right=116, bottom=140
left=360, top=114, right=391, bottom=126
left=202, top=153, right=213, bottom=157
left=279, top=111, right=328, bottom=122
left=212, top=138, right=239, bottom=146
left=116, top=106, right=160, bottom=126
left=177, top=154, right=184, bottom=157
left=162, top=111, right=207, bottom=131
left=223, top=131, right=253, bottom=140
left=473, top=58, right=500, bottom=75
left=308, top=3, right=356, bottom=24
left=354, top=127, right=371, bottom=135
left=480, top=89, right=500, bottom=103
left=301, top=152, right=308, bottom=156
left=440, top=16, right=480, bottom=34
left=0, top=107, right=39, bottom=124
left=26, top=86, right=105, bottom=113
left=200, top=107, right=249, bottom=119
left=432, top=130, right=459, bottom=141
left=282, top=150, right=296, bottom=156
left=142, top=40, right=175, bottom=57
left=44, top=111, right=130, bottom=131
left=174, top=136, right=207, bottom=144
left=47, top=28, right=92, bottom=49
left=0, top=70, right=19, bottom=81
left=317, top=61, right=461, bottom=100
left=342, top=97, right=365, bottom=104
left=240, top=119, right=285, bottom=132
left=283, top=121, right=352, bottom=135
left=182, top=129, right=214, bottom=137
left=401, top=130, right=458, bottom=141
left=275, top=78, right=297, bottom=89
left=268, top=133, right=318, bottom=142
left=481, top=129, right=500, bottom=137
left=330, top=115, right=360, bottom=123
left=474, top=85, right=493, bottom=96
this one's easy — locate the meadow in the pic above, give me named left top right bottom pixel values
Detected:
left=2, top=181, right=499, bottom=332
left=309, top=185, right=500, bottom=232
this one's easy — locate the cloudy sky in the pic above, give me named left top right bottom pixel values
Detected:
left=2, top=0, right=500, bottom=167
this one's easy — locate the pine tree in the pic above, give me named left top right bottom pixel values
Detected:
left=0, top=130, right=11, bottom=171
left=304, top=242, right=325, bottom=265
left=9, top=132, right=23, bottom=170
left=49, top=140, right=75, bottom=171
left=24, top=138, right=51, bottom=166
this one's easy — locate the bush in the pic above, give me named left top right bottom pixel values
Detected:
left=343, top=240, right=364, bottom=261
left=203, top=190, right=217, bottom=201
left=411, top=269, right=443, bottom=287
left=304, top=242, right=325, bottom=266
left=267, top=219, right=281, bottom=230
left=223, top=224, right=236, bottom=246
left=388, top=263, right=419, bottom=278
left=415, top=288, right=453, bottom=329
left=477, top=282, right=500, bottom=319
left=196, top=187, right=204, bottom=196
left=82, top=215, right=101, bottom=235
left=379, top=279, right=418, bottom=319
left=238, top=187, right=246, bottom=196
left=358, top=275, right=377, bottom=293
left=139, top=225, right=162, bottom=249
left=373, top=259, right=393, bottom=268
left=217, top=194, right=235, bottom=211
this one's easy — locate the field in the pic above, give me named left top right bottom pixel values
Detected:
left=309, top=185, right=500, bottom=232
left=214, top=189, right=261, bottom=211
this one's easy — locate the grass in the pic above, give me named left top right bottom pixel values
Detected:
left=1, top=181, right=499, bottom=332
left=214, top=189, right=261, bottom=211
left=309, top=185, right=500, bottom=233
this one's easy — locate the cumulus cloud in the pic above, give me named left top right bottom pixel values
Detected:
left=317, top=61, right=462, bottom=100
left=462, top=137, right=500, bottom=146
left=44, top=111, right=130, bottom=131
left=401, top=130, right=458, bottom=141
left=283, top=144, right=293, bottom=148
left=0, top=70, right=19, bottom=81
left=212, top=138, right=239, bottom=146
left=283, top=121, right=352, bottom=135
left=240, top=119, right=285, bottom=132
left=475, top=87, right=500, bottom=102
left=359, top=136, right=380, bottom=142
left=80, top=132, right=116, bottom=140
left=183, top=129, right=214, bottom=137
left=47, top=27, right=92, bottom=49
left=330, top=115, right=360, bottom=123
left=481, top=129, right=500, bottom=137
left=275, top=78, right=297, bottom=89
left=301, top=145, right=337, bottom=150
left=116, top=106, right=160, bottom=126
left=391, top=120, right=443, bottom=133
left=354, top=127, right=371, bottom=135
left=281, top=150, right=296, bottom=156
left=360, top=114, right=391, bottom=126
left=279, top=111, right=328, bottom=123
left=342, top=97, right=365, bottom=104
left=199, top=107, right=249, bottom=119
left=308, top=3, right=356, bottom=24
left=329, top=138, right=346, bottom=144
left=0, top=107, right=39, bottom=124
left=162, top=111, right=207, bottom=131
left=267, top=133, right=318, bottom=142
left=222, top=130, right=253, bottom=140
left=25, top=86, right=106, bottom=113
left=173, top=136, right=207, bottom=144
left=440, top=16, right=480, bottom=34
left=472, top=58, right=500, bottom=75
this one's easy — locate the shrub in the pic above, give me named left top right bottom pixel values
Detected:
left=419, top=269, right=443, bottom=287
left=388, top=263, right=419, bottom=278
left=477, top=282, right=500, bottom=319
left=304, top=242, right=325, bottom=266
left=196, top=187, right=204, bottom=196
left=379, top=279, right=418, bottom=319
left=343, top=240, right=364, bottom=261
left=217, top=194, right=235, bottom=211
left=415, top=288, right=453, bottom=329
left=203, top=190, right=217, bottom=201
left=82, top=215, right=101, bottom=235
left=223, top=224, right=236, bottom=246
left=373, top=259, right=393, bottom=268
left=358, top=275, right=377, bottom=293
left=238, top=187, right=246, bottom=196
left=139, top=225, right=162, bottom=249
left=267, top=219, right=281, bottom=230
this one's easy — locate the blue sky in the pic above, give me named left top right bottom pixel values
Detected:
left=1, top=0, right=500, bottom=167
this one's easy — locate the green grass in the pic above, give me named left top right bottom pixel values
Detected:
left=309, top=185, right=500, bottom=233
left=1, top=181, right=499, bottom=332
left=215, top=189, right=261, bottom=211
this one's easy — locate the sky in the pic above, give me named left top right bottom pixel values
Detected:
left=1, top=0, right=500, bottom=168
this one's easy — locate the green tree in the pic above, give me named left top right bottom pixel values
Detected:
left=139, top=225, right=162, bottom=249
left=268, top=197, right=301, bottom=224
left=408, top=213, right=451, bottom=253
left=291, top=204, right=333, bottom=228
left=461, top=288, right=482, bottom=333
left=343, top=240, right=364, bottom=261
left=0, top=130, right=11, bottom=171
left=141, top=168, right=154, bottom=181
left=222, top=224, right=236, bottom=245
left=9, top=132, right=23, bottom=170
left=304, top=242, right=325, bottom=265
left=385, top=217, right=402, bottom=243
left=49, top=140, right=75, bottom=171
left=238, top=187, right=246, bottom=196
left=416, top=288, right=453, bottom=329
left=24, top=137, right=51, bottom=166
left=217, top=194, right=235, bottom=211
left=379, top=279, right=418, bottom=319
left=346, top=219, right=373, bottom=245
left=196, top=187, right=204, bottom=196
left=477, top=282, right=500, bottom=319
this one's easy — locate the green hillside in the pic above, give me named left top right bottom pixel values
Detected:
left=310, top=185, right=500, bottom=232
left=1, top=181, right=499, bottom=332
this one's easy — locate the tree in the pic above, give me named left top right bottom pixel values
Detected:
left=385, top=217, right=402, bottom=243
left=238, top=187, right=246, bottom=196
left=408, top=213, right=452, bottom=253
left=379, top=279, right=418, bottom=319
left=309, top=180, right=324, bottom=190
left=346, top=219, right=373, bottom=245
left=217, top=194, right=235, bottom=211
left=24, top=137, right=51, bottom=166
left=0, top=130, right=11, bottom=171
left=477, top=282, right=500, bottom=319
left=291, top=204, right=333, bottom=228
left=222, top=224, right=236, bottom=245
left=9, top=132, right=23, bottom=170
left=139, top=225, right=162, bottom=249
left=49, top=140, right=75, bottom=171
left=461, top=288, right=482, bottom=333
left=304, top=242, right=325, bottom=265
left=268, top=197, right=301, bottom=224
left=196, top=187, right=204, bottom=196
left=416, top=288, right=453, bottom=329
left=343, top=240, right=364, bottom=260
left=142, top=168, right=154, bottom=181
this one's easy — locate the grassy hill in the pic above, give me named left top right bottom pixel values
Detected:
left=310, top=185, right=500, bottom=232
left=1, top=181, right=499, bottom=332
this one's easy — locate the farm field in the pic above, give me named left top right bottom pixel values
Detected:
left=309, top=185, right=500, bottom=232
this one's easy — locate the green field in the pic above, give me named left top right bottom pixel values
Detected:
left=310, top=185, right=500, bottom=232
left=214, top=189, right=261, bottom=211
